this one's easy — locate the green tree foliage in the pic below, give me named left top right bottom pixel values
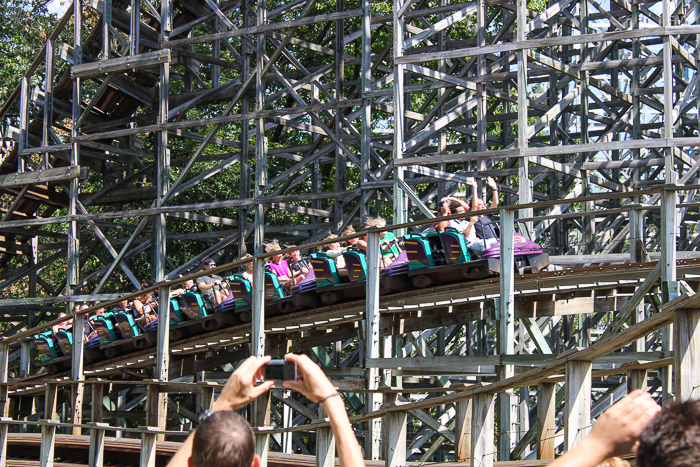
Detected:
left=0, top=1, right=58, bottom=107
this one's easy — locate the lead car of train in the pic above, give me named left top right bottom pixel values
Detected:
left=34, top=229, right=549, bottom=375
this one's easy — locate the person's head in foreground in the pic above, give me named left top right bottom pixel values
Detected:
left=637, top=399, right=700, bottom=467
left=596, top=458, right=630, bottom=467
left=189, top=411, right=258, bottom=467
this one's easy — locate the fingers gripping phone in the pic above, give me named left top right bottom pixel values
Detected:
left=263, top=359, right=299, bottom=381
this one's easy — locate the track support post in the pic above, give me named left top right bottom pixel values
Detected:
left=89, top=422, right=109, bottom=467
left=564, top=360, right=592, bottom=450
left=471, top=393, right=495, bottom=467
left=316, top=406, right=335, bottom=467
left=455, top=399, right=472, bottom=462
left=39, top=420, right=59, bottom=467
left=365, top=230, right=382, bottom=460
left=385, top=403, right=407, bottom=467
left=537, top=382, right=556, bottom=459
left=140, top=426, right=158, bottom=467
left=0, top=418, right=10, bottom=467
left=674, top=305, right=700, bottom=401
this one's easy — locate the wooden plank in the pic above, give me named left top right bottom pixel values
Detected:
left=71, top=50, right=171, bottom=79
left=471, top=393, right=495, bottom=467
left=454, top=399, right=472, bottom=461
left=395, top=25, right=700, bottom=65
left=365, top=231, right=382, bottom=460
left=673, top=306, right=700, bottom=400
left=39, top=421, right=58, bottom=467
left=367, top=356, right=500, bottom=369
left=537, top=382, right=556, bottom=459
left=515, top=296, right=595, bottom=318
left=0, top=167, right=85, bottom=189
left=385, top=403, right=408, bottom=467
left=139, top=428, right=158, bottom=467
left=315, top=406, right=335, bottom=467
left=88, top=423, right=108, bottom=467
left=164, top=10, right=363, bottom=48
left=627, top=368, right=648, bottom=393
left=564, top=360, right=592, bottom=450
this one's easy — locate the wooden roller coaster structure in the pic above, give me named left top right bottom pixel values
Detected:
left=1, top=0, right=700, bottom=465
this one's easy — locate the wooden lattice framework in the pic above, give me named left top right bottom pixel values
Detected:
left=0, top=0, right=700, bottom=465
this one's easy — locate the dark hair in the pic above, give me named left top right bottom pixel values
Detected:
left=637, top=399, right=700, bottom=467
left=192, top=411, right=255, bottom=467
left=449, top=200, right=464, bottom=212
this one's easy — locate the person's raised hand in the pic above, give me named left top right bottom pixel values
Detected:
left=586, top=390, right=660, bottom=458
left=440, top=204, right=450, bottom=216
left=486, top=176, right=497, bottom=190
left=211, top=355, right=274, bottom=413
left=283, top=353, right=337, bottom=403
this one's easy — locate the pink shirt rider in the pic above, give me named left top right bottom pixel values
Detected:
left=268, top=260, right=291, bottom=280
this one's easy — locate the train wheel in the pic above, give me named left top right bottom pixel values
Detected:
left=170, top=329, right=183, bottom=341
left=321, top=292, right=339, bottom=305
left=413, top=275, right=434, bottom=288
left=105, top=348, right=117, bottom=359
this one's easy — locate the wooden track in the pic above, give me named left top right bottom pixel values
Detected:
left=11, top=258, right=700, bottom=393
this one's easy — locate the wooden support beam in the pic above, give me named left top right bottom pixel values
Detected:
left=673, top=305, right=700, bottom=400
left=0, top=418, right=9, bottom=467
left=92, top=383, right=104, bottom=424
left=385, top=403, right=407, bottom=467
left=455, top=399, right=472, bottom=462
left=564, top=360, right=592, bottom=450
left=537, top=382, right=557, bottom=459
left=88, top=423, right=109, bottom=467
left=471, top=393, right=495, bottom=467
left=39, top=420, right=58, bottom=467
left=316, top=406, right=335, bottom=467
left=44, top=383, right=57, bottom=421
left=627, top=368, right=648, bottom=393
left=71, top=50, right=171, bottom=79
left=139, top=427, right=158, bottom=467
left=365, top=230, right=383, bottom=461
left=0, top=166, right=86, bottom=189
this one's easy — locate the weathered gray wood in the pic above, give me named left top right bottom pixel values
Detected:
left=674, top=306, right=700, bottom=400
left=365, top=230, right=382, bottom=461
left=139, top=427, right=158, bottom=467
left=165, top=10, right=363, bottom=48
left=537, top=382, right=556, bottom=459
left=627, top=369, right=648, bottom=393
left=0, top=418, right=9, bottom=467
left=71, top=310, right=85, bottom=435
left=315, top=406, right=335, bottom=467
left=71, top=50, right=171, bottom=78
left=88, top=423, right=109, bottom=467
left=39, top=420, right=58, bottom=467
left=564, top=360, right=592, bottom=450
left=0, top=166, right=85, bottom=189
left=385, top=405, right=407, bottom=467
left=471, top=393, right=495, bottom=467
left=455, top=399, right=472, bottom=462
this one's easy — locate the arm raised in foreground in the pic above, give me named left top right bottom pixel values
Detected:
left=548, top=390, right=660, bottom=467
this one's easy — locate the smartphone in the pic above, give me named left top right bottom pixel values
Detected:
left=263, top=359, right=299, bottom=381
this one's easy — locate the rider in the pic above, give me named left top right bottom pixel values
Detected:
left=287, top=246, right=311, bottom=284
left=468, top=176, right=500, bottom=257
left=196, top=258, right=227, bottom=306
